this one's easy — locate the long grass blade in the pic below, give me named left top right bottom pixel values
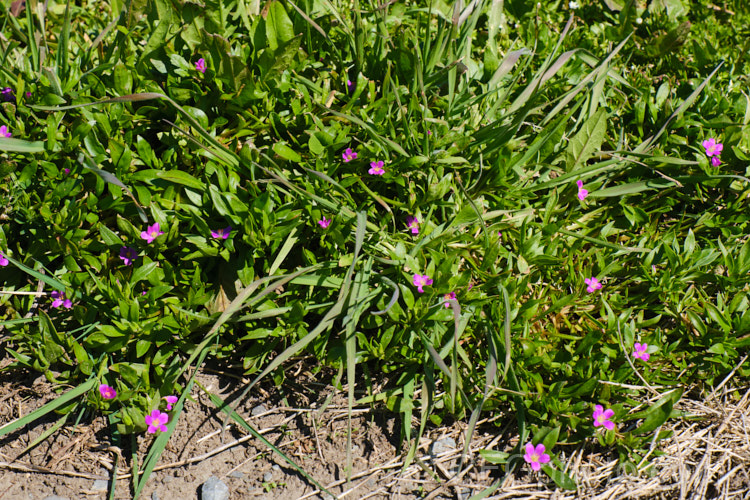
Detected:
left=0, top=378, right=95, bottom=438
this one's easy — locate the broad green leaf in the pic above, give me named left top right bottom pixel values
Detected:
left=566, top=108, right=607, bottom=171
left=0, top=138, right=46, bottom=152
left=630, top=388, right=683, bottom=434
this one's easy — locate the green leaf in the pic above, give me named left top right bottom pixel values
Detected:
left=0, top=138, right=46, bottom=153
left=265, top=0, right=295, bottom=51
left=566, top=108, right=607, bottom=171
left=630, top=388, right=683, bottom=434
left=542, top=465, right=577, bottom=490
left=272, top=141, right=302, bottom=163
left=0, top=379, right=96, bottom=438
left=479, top=449, right=509, bottom=464
left=130, top=169, right=205, bottom=189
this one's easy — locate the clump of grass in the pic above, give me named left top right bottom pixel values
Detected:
left=1, top=0, right=749, bottom=496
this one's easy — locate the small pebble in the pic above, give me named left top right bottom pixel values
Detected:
left=272, top=464, right=281, bottom=472
left=151, top=493, right=160, bottom=500
left=162, top=475, right=173, bottom=483
left=251, top=404, right=268, bottom=416
left=350, top=444, right=360, bottom=453
left=42, top=497, right=70, bottom=500
left=228, top=471, right=245, bottom=479
left=201, top=476, right=229, bottom=500
left=92, top=479, right=108, bottom=491
left=263, top=471, right=273, bottom=482
left=431, top=437, right=457, bottom=456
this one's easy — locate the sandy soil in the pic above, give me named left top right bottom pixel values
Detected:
left=1, top=363, right=749, bottom=499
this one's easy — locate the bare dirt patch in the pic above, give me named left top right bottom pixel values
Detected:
left=1, top=365, right=749, bottom=499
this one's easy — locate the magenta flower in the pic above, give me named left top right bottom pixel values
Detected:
left=141, top=223, right=164, bottom=243
left=412, top=274, right=433, bottom=293
left=195, top=58, right=206, bottom=73
left=710, top=156, right=721, bottom=167
left=211, top=226, right=232, bottom=239
left=584, top=276, right=602, bottom=293
left=342, top=148, right=357, bottom=162
left=346, top=79, right=353, bottom=89
left=164, top=395, right=178, bottom=410
left=51, top=291, right=73, bottom=309
left=144, top=409, right=169, bottom=434
left=369, top=160, right=385, bottom=175
left=99, top=384, right=117, bottom=400
left=576, top=180, right=588, bottom=201
left=702, top=138, right=723, bottom=157
left=443, top=291, right=456, bottom=308
left=632, top=342, right=650, bottom=361
left=593, top=404, right=615, bottom=430
left=0, top=125, right=11, bottom=138
left=119, top=246, right=138, bottom=266
left=0, top=252, right=8, bottom=266
left=523, top=443, right=551, bottom=472
left=318, top=217, right=331, bottom=229
left=406, top=216, right=419, bottom=235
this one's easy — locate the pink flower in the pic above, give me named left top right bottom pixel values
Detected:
left=443, top=291, right=456, bottom=308
left=406, top=216, right=419, bottom=235
left=99, top=384, right=117, bottom=400
left=0, top=125, right=11, bottom=138
left=119, top=246, right=138, bottom=266
left=710, top=156, right=721, bottom=167
left=50, top=291, right=73, bottom=309
left=144, top=409, right=169, bottom=434
left=342, top=148, right=357, bottom=162
left=702, top=138, right=723, bottom=157
left=523, top=443, right=551, bottom=472
left=140, top=223, right=164, bottom=243
left=0, top=252, right=8, bottom=266
left=412, top=274, right=433, bottom=293
left=584, top=276, right=602, bottom=293
left=211, top=226, right=232, bottom=239
left=164, top=395, right=178, bottom=410
left=576, top=180, right=588, bottom=201
left=593, top=404, right=615, bottom=430
left=195, top=58, right=206, bottom=73
left=318, top=217, right=331, bottom=229
left=369, top=160, right=385, bottom=175
left=632, top=342, right=650, bottom=361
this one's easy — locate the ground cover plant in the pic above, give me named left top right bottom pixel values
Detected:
left=1, top=0, right=749, bottom=497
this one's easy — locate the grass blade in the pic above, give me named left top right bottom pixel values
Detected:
left=0, top=379, right=95, bottom=438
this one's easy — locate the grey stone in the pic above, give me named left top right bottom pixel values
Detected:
left=151, top=493, right=159, bottom=500
left=431, top=437, right=457, bottom=456
left=228, top=471, right=245, bottom=479
left=262, top=471, right=273, bottom=482
left=92, top=479, right=108, bottom=491
left=42, top=497, right=70, bottom=500
left=201, top=476, right=229, bottom=500
left=271, top=464, right=281, bottom=472
left=251, top=404, right=268, bottom=417
left=350, top=444, right=360, bottom=453
left=162, top=475, right=173, bottom=483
